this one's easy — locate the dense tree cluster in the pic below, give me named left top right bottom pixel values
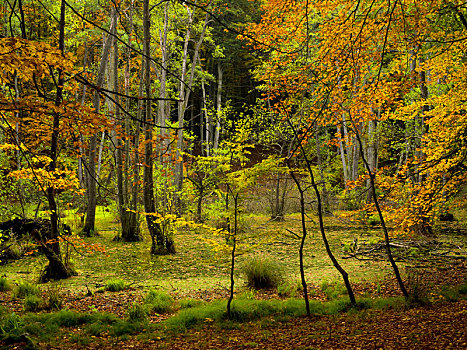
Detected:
left=0, top=0, right=465, bottom=306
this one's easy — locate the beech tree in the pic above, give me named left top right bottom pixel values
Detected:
left=0, top=2, right=111, bottom=280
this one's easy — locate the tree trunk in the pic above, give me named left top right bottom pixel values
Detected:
left=291, top=121, right=356, bottom=306
left=142, top=0, right=175, bottom=255
left=174, top=11, right=210, bottom=212
left=213, top=63, right=222, bottom=150
left=288, top=169, right=311, bottom=317
left=82, top=9, right=116, bottom=236
left=366, top=115, right=379, bottom=203
left=112, top=4, right=141, bottom=242
left=41, top=0, right=75, bottom=282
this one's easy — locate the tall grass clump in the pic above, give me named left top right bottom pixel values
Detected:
left=105, top=279, right=127, bottom=292
left=127, top=303, right=148, bottom=322
left=46, top=287, right=63, bottom=310
left=23, top=295, right=44, bottom=312
left=144, top=290, right=175, bottom=314
left=241, top=255, right=284, bottom=289
left=13, top=281, right=40, bottom=298
left=0, top=276, right=11, bottom=291
left=0, top=312, right=25, bottom=341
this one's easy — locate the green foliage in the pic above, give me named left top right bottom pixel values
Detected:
left=23, top=295, right=43, bottom=312
left=0, top=277, right=11, bottom=291
left=0, top=312, right=23, bottom=338
left=440, top=286, right=460, bottom=302
left=277, top=280, right=303, bottom=297
left=241, top=255, right=284, bottom=289
left=144, top=289, right=175, bottom=314
left=179, top=298, right=204, bottom=309
left=46, top=287, right=63, bottom=310
left=127, top=303, right=148, bottom=322
left=320, top=280, right=347, bottom=301
left=371, top=297, right=407, bottom=310
left=14, top=280, right=40, bottom=298
left=368, top=214, right=381, bottom=226
left=458, top=281, right=467, bottom=295
left=104, top=279, right=127, bottom=292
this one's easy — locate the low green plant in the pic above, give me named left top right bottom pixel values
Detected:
left=127, top=303, right=147, bottom=322
left=406, top=270, right=430, bottom=305
left=46, top=287, right=63, bottom=310
left=179, top=298, right=204, bottom=309
left=14, top=280, right=40, bottom=298
left=241, top=255, right=284, bottom=289
left=0, top=276, right=11, bottom=291
left=458, top=281, right=467, bottom=295
left=320, top=280, right=347, bottom=300
left=0, top=312, right=23, bottom=336
left=371, top=296, right=407, bottom=310
left=368, top=214, right=381, bottom=226
left=277, top=280, right=303, bottom=297
left=144, top=289, right=175, bottom=314
left=23, top=295, right=43, bottom=312
left=105, top=279, right=127, bottom=292
left=440, top=286, right=459, bottom=302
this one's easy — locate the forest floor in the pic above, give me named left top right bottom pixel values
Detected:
left=1, top=264, right=466, bottom=349
left=1, top=208, right=466, bottom=349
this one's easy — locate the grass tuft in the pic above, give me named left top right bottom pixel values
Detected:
left=179, top=298, right=204, bottom=309
left=144, top=289, right=175, bottom=314
left=277, top=280, right=302, bottom=297
left=46, top=287, right=63, bottom=310
left=23, top=295, right=43, bottom=312
left=241, top=255, right=284, bottom=290
left=127, top=303, right=148, bottom=322
left=320, top=280, right=347, bottom=301
left=14, top=280, right=40, bottom=298
left=105, top=279, right=127, bottom=292
left=457, top=281, right=467, bottom=295
left=0, top=276, right=11, bottom=291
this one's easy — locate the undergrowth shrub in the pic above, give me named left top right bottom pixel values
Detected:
left=105, top=279, right=127, bottom=292
left=144, top=290, right=174, bottom=314
left=0, top=277, right=11, bottom=291
left=127, top=303, right=147, bottom=322
left=241, top=255, right=284, bottom=289
left=406, top=270, right=430, bottom=305
left=0, top=312, right=24, bottom=337
left=23, top=295, right=43, bottom=312
left=46, top=287, right=63, bottom=310
left=14, top=281, right=40, bottom=298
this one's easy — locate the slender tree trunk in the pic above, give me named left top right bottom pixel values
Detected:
left=174, top=12, right=210, bottom=212
left=227, top=192, right=238, bottom=319
left=338, top=125, right=349, bottom=186
left=366, top=115, right=379, bottom=203
left=288, top=169, right=311, bottom=317
left=290, top=122, right=356, bottom=306
left=213, top=63, right=222, bottom=150
left=158, top=1, right=169, bottom=141
left=41, top=0, right=74, bottom=282
left=315, top=123, right=331, bottom=213
left=82, top=10, right=116, bottom=236
left=354, top=132, right=408, bottom=298
left=142, top=0, right=175, bottom=255
left=112, top=4, right=141, bottom=242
